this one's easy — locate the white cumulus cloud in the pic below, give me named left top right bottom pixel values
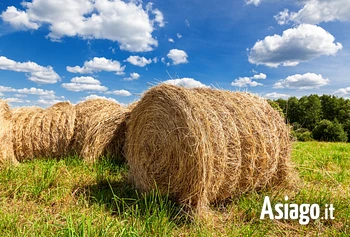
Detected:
left=71, top=76, right=101, bottom=84
left=5, top=98, right=30, bottom=104
left=146, top=2, right=165, bottom=27
left=0, top=86, right=56, bottom=97
left=37, top=99, right=63, bottom=106
left=0, top=6, right=39, bottom=30
left=273, top=73, right=329, bottom=90
left=0, top=56, right=60, bottom=84
left=167, top=49, right=189, bottom=65
left=245, top=0, right=262, bottom=6
left=231, top=77, right=263, bottom=87
left=248, top=24, right=342, bottom=67
left=275, top=0, right=350, bottom=25
left=0, top=86, right=17, bottom=93
left=1, top=0, right=165, bottom=52
left=264, top=92, right=290, bottom=99
left=15, top=94, right=28, bottom=98
left=231, top=73, right=266, bottom=87
left=17, top=87, right=55, bottom=96
left=62, top=83, right=108, bottom=92
left=67, top=57, right=125, bottom=75
left=0, top=85, right=63, bottom=106
left=108, top=89, right=132, bottom=96
left=81, top=94, right=120, bottom=104
left=125, top=56, right=152, bottom=67
left=274, top=9, right=291, bottom=25
left=252, top=73, right=267, bottom=80
left=163, top=78, right=208, bottom=88
left=62, top=77, right=108, bottom=92
left=124, top=72, right=140, bottom=81
left=334, top=87, right=350, bottom=96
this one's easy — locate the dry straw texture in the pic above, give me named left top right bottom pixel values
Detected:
left=126, top=84, right=293, bottom=213
left=0, top=100, right=18, bottom=166
left=71, top=99, right=129, bottom=163
left=12, top=102, right=76, bottom=161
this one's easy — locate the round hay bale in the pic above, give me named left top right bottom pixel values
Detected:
left=70, top=99, right=113, bottom=156
left=0, top=100, right=18, bottom=166
left=72, top=99, right=129, bottom=163
left=12, top=106, right=44, bottom=161
left=125, top=84, right=293, bottom=212
left=12, top=102, right=76, bottom=161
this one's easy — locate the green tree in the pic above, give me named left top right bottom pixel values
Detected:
left=342, top=119, right=350, bottom=141
left=337, top=99, right=350, bottom=124
left=320, top=95, right=338, bottom=121
left=298, top=95, right=322, bottom=131
left=312, top=119, right=348, bottom=142
left=275, top=98, right=287, bottom=114
left=320, top=95, right=350, bottom=124
left=285, top=97, right=300, bottom=124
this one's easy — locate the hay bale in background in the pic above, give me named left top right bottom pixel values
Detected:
left=12, top=106, right=43, bottom=161
left=12, top=102, right=76, bottom=161
left=70, top=99, right=109, bottom=156
left=0, top=100, right=18, bottom=166
left=125, top=84, right=293, bottom=213
left=71, top=99, right=129, bottom=163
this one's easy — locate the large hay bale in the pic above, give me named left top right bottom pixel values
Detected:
left=71, top=99, right=129, bottom=163
left=0, top=100, right=18, bottom=166
left=125, top=84, right=293, bottom=212
left=12, top=102, right=76, bottom=161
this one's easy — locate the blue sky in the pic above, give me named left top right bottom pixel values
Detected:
left=0, top=0, right=349, bottom=107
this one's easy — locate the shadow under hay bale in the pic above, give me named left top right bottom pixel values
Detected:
left=12, top=102, right=76, bottom=161
left=0, top=100, right=18, bottom=167
left=73, top=177, right=185, bottom=224
left=71, top=99, right=129, bottom=163
left=125, top=84, right=295, bottom=215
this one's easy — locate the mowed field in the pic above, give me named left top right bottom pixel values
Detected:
left=0, top=142, right=349, bottom=236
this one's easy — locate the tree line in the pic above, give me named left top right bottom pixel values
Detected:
left=269, top=94, right=350, bottom=142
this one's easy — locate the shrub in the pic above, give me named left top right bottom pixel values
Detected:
left=292, top=128, right=314, bottom=142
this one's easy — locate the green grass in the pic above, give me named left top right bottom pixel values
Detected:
left=0, top=142, right=349, bottom=236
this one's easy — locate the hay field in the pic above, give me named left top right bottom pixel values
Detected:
left=0, top=142, right=348, bottom=236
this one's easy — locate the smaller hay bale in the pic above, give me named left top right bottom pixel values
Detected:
left=12, top=102, right=76, bottom=161
left=72, top=99, right=129, bottom=163
left=12, top=106, right=44, bottom=161
left=70, top=99, right=114, bottom=156
left=0, top=100, right=18, bottom=167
